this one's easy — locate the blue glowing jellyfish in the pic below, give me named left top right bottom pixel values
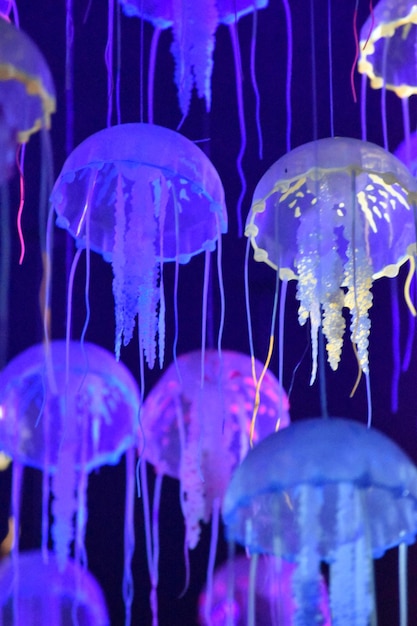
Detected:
left=0, top=550, right=109, bottom=625
left=139, top=348, right=289, bottom=624
left=223, top=417, right=417, bottom=626
left=50, top=122, right=227, bottom=369
left=198, top=554, right=330, bottom=626
left=0, top=341, right=139, bottom=623
left=245, top=136, right=417, bottom=404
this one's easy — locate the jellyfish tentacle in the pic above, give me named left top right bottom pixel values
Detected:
left=52, top=442, right=77, bottom=570
left=295, top=203, right=322, bottom=384
left=344, top=235, right=373, bottom=377
left=292, top=484, right=323, bottom=626
left=171, top=0, right=218, bottom=117
left=113, top=172, right=127, bottom=360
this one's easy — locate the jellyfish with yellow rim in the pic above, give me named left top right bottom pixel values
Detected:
left=245, top=136, right=417, bottom=420
left=0, top=17, right=55, bottom=202
left=0, top=16, right=56, bottom=368
left=357, top=0, right=417, bottom=159
left=358, top=0, right=417, bottom=101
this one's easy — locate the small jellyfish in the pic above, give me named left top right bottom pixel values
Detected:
left=357, top=0, right=417, bottom=151
left=117, top=0, right=267, bottom=118
left=0, top=341, right=139, bottom=624
left=0, top=549, right=109, bottom=625
left=358, top=1, right=417, bottom=101
left=245, top=136, right=417, bottom=417
left=49, top=122, right=227, bottom=370
left=139, top=348, right=289, bottom=624
left=0, top=16, right=56, bottom=367
left=198, top=554, right=331, bottom=626
left=223, top=417, right=417, bottom=626
left=117, top=0, right=268, bottom=232
left=0, top=17, right=55, bottom=184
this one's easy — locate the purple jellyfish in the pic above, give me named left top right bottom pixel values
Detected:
left=0, top=550, right=109, bottom=625
left=358, top=0, right=417, bottom=100
left=0, top=341, right=139, bottom=624
left=0, top=17, right=55, bottom=184
left=0, top=17, right=56, bottom=369
left=139, top=348, right=290, bottom=624
left=198, top=554, right=330, bottom=626
left=49, top=123, right=227, bottom=371
left=223, top=417, right=417, bottom=626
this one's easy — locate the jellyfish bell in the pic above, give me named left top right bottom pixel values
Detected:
left=245, top=136, right=417, bottom=388
left=198, top=554, right=331, bottom=626
left=0, top=341, right=140, bottom=472
left=141, top=348, right=290, bottom=481
left=223, top=417, right=417, bottom=625
left=50, top=122, right=227, bottom=368
left=0, top=550, right=110, bottom=625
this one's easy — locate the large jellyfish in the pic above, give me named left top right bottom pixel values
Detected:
left=139, top=348, right=290, bottom=625
left=245, top=136, right=417, bottom=414
left=198, top=554, right=330, bottom=625
left=0, top=550, right=109, bottom=625
left=223, top=417, right=417, bottom=626
left=0, top=340, right=139, bottom=625
left=49, top=122, right=227, bottom=371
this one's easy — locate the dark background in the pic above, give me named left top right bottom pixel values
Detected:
left=2, top=0, right=417, bottom=624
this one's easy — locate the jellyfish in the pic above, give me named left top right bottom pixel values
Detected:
left=223, top=417, right=417, bottom=626
left=245, top=136, right=417, bottom=418
left=197, top=554, right=331, bottom=625
left=0, top=549, right=109, bottom=625
left=117, top=0, right=267, bottom=118
left=117, top=0, right=268, bottom=233
left=0, top=16, right=56, bottom=369
left=49, top=122, right=227, bottom=372
left=0, top=17, right=55, bottom=185
left=139, top=348, right=290, bottom=624
left=0, top=340, right=140, bottom=625
left=357, top=0, right=417, bottom=152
